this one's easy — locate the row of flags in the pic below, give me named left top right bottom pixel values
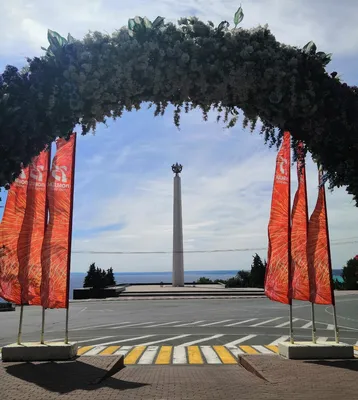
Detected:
left=265, top=131, right=334, bottom=305
left=0, top=133, right=76, bottom=309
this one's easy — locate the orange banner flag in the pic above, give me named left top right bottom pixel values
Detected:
left=265, top=131, right=291, bottom=304
left=17, top=149, right=51, bottom=305
left=307, top=167, right=335, bottom=305
left=291, top=143, right=310, bottom=301
left=0, top=167, right=30, bottom=304
left=41, top=134, right=76, bottom=309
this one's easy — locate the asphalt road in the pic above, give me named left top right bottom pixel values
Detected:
left=1, top=293, right=358, bottom=348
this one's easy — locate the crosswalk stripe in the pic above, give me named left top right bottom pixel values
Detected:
left=225, top=318, right=258, bottom=327
left=253, top=345, right=274, bottom=354
left=138, top=334, right=191, bottom=346
left=240, top=345, right=259, bottom=355
left=251, top=317, right=282, bottom=327
left=145, top=321, right=181, bottom=328
left=226, top=346, right=245, bottom=357
left=113, top=345, right=133, bottom=357
left=124, top=346, right=146, bottom=364
left=180, top=334, right=224, bottom=346
left=174, top=321, right=205, bottom=327
left=213, top=346, right=237, bottom=364
left=301, top=322, right=312, bottom=329
left=201, top=346, right=222, bottom=364
left=155, top=346, right=172, bottom=364
left=99, top=346, right=120, bottom=355
left=199, top=320, right=232, bottom=327
left=173, top=346, right=187, bottom=364
left=275, top=318, right=298, bottom=328
left=327, top=325, right=334, bottom=330
left=354, top=345, right=358, bottom=350
left=84, top=345, right=107, bottom=355
left=92, top=334, right=155, bottom=347
left=265, top=345, right=279, bottom=354
left=269, top=336, right=289, bottom=345
left=188, top=346, right=204, bottom=364
left=138, top=346, right=159, bottom=364
left=225, top=334, right=257, bottom=347
left=109, top=322, right=154, bottom=330
left=71, top=322, right=130, bottom=331
left=77, top=346, right=94, bottom=355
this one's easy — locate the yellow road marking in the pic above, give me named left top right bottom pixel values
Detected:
left=99, top=346, right=120, bottom=355
left=124, top=346, right=146, bottom=364
left=265, top=345, right=278, bottom=354
left=155, top=346, right=172, bottom=364
left=77, top=346, right=94, bottom=355
left=188, top=346, right=204, bottom=364
left=354, top=346, right=358, bottom=351
left=240, top=345, right=259, bottom=355
left=213, top=346, right=237, bottom=364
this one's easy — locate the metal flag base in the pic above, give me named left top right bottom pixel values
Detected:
left=278, top=341, right=353, bottom=360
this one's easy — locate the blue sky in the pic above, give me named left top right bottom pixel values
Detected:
left=1, top=0, right=358, bottom=273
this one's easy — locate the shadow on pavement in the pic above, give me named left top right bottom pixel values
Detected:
left=305, top=359, right=358, bottom=372
left=5, top=360, right=148, bottom=394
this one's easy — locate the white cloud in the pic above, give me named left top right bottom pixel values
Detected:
left=69, top=110, right=358, bottom=273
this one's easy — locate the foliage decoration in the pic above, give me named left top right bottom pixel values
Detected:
left=1, top=9, right=358, bottom=203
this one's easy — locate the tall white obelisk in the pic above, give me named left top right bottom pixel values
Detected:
left=172, top=163, right=184, bottom=287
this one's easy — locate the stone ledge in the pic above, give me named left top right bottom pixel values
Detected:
left=278, top=341, right=354, bottom=360
left=1, top=342, right=78, bottom=362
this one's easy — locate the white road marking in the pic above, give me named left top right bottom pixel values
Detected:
left=317, top=337, right=328, bottom=342
left=113, top=345, right=133, bottom=357
left=89, top=335, right=155, bottom=347
left=327, top=324, right=334, bottom=330
left=109, top=322, right=154, bottom=329
left=269, top=336, right=289, bottom=345
left=138, top=334, right=191, bottom=346
left=179, top=334, right=224, bottom=346
left=145, top=321, right=181, bottom=328
left=201, top=346, right=222, bottom=364
left=173, top=346, right=187, bottom=364
left=138, top=346, right=159, bottom=364
left=225, top=318, right=258, bottom=327
left=301, top=322, right=312, bottom=329
left=71, top=322, right=130, bottom=331
left=84, top=346, right=107, bottom=355
left=275, top=318, right=299, bottom=328
left=253, top=345, right=275, bottom=354
left=225, top=347, right=245, bottom=357
left=173, top=321, right=206, bottom=327
left=199, top=320, right=232, bottom=327
left=251, top=317, right=282, bottom=327
left=225, top=334, right=257, bottom=347
left=76, top=336, right=115, bottom=344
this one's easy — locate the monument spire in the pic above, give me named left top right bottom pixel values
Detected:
left=172, top=163, right=184, bottom=287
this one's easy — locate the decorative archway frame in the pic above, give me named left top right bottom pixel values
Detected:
left=0, top=7, right=357, bottom=202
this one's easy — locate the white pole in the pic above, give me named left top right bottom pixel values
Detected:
left=17, top=305, right=24, bottom=345
left=311, top=303, right=317, bottom=344
left=332, top=304, right=339, bottom=343
left=40, top=307, right=45, bottom=344
left=289, top=303, right=294, bottom=344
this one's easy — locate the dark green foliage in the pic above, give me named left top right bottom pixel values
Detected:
left=342, top=257, right=358, bottom=290
left=250, top=253, right=266, bottom=288
left=1, top=13, right=358, bottom=203
left=83, top=263, right=117, bottom=289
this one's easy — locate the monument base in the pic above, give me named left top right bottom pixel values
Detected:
left=278, top=341, right=354, bottom=360
left=1, top=342, right=78, bottom=362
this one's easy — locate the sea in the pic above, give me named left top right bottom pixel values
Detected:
left=0, top=269, right=344, bottom=302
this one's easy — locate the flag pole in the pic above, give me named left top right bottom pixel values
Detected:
left=311, top=303, right=317, bottom=343
left=288, top=134, right=294, bottom=344
left=65, top=133, right=77, bottom=344
left=40, top=307, right=45, bottom=344
left=17, top=304, right=24, bottom=345
left=321, top=167, right=339, bottom=343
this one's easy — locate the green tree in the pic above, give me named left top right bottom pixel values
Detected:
left=83, top=263, right=97, bottom=288
left=342, top=256, right=358, bottom=290
left=196, top=277, right=213, bottom=284
left=250, top=253, right=266, bottom=288
left=106, top=267, right=117, bottom=286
